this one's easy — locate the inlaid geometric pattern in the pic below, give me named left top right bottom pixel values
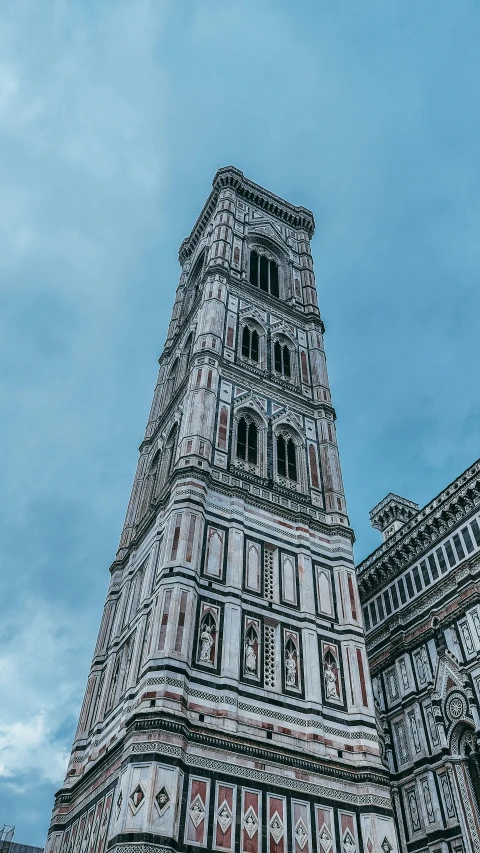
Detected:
left=244, top=805, right=259, bottom=839
left=217, top=800, right=233, bottom=834
left=295, top=818, right=309, bottom=850
left=270, top=812, right=285, bottom=845
left=189, top=794, right=206, bottom=828
left=318, top=824, right=333, bottom=853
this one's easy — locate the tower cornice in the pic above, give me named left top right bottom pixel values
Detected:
left=357, top=458, right=480, bottom=593
left=179, top=166, right=315, bottom=264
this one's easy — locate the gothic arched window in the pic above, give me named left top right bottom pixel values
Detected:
left=274, top=341, right=291, bottom=378
left=242, top=327, right=259, bottom=362
left=249, top=250, right=280, bottom=297
left=237, top=417, right=258, bottom=465
left=277, top=434, right=297, bottom=481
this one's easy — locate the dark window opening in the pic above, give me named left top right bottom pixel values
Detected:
left=249, top=250, right=279, bottom=297
left=277, top=434, right=286, bottom=477
left=405, top=574, right=415, bottom=598
left=260, top=254, right=268, bottom=291
left=420, top=560, right=430, bottom=586
left=242, top=326, right=250, bottom=358
left=236, top=417, right=258, bottom=465
left=242, top=327, right=259, bottom=362
left=249, top=250, right=258, bottom=286
left=363, top=607, right=371, bottom=631
left=287, top=438, right=297, bottom=480
left=377, top=596, right=385, bottom=621
left=428, top=554, right=439, bottom=580
left=277, top=435, right=297, bottom=481
left=471, top=519, right=480, bottom=547
left=412, top=566, right=423, bottom=593
left=445, top=541, right=456, bottom=567
left=391, top=585, right=399, bottom=609
left=462, top=526, right=475, bottom=554
left=398, top=578, right=407, bottom=604
left=384, top=590, right=392, bottom=616
left=453, top=533, right=465, bottom=561
left=274, top=341, right=291, bottom=377
left=251, top=330, right=259, bottom=361
left=436, top=547, right=448, bottom=573
left=274, top=341, right=282, bottom=372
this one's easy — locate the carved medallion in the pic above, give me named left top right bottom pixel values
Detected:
left=244, top=805, right=259, bottom=839
left=217, top=800, right=233, bottom=834
left=270, top=812, right=285, bottom=845
left=295, top=818, right=309, bottom=850
left=189, top=793, right=206, bottom=828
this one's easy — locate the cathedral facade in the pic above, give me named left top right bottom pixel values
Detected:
left=358, top=462, right=480, bottom=853
left=46, top=167, right=396, bottom=853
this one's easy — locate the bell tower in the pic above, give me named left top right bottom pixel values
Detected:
left=46, top=167, right=397, bottom=853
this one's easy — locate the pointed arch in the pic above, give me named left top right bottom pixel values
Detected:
left=273, top=421, right=306, bottom=492
left=239, top=316, right=265, bottom=367
left=233, top=405, right=267, bottom=477
left=272, top=333, right=295, bottom=381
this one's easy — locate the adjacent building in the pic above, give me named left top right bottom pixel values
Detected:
left=358, top=461, right=480, bottom=853
left=45, top=167, right=396, bottom=853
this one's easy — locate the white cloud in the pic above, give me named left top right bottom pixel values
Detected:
left=0, top=598, right=87, bottom=786
left=0, top=716, right=69, bottom=785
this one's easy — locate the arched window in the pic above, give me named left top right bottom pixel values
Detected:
left=274, top=342, right=291, bottom=378
left=237, top=417, right=258, bottom=464
left=242, top=327, right=250, bottom=358
left=242, top=327, right=259, bottom=362
left=249, top=250, right=279, bottom=297
left=277, top=434, right=297, bottom=481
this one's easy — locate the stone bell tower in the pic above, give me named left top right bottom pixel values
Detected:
left=46, top=167, right=396, bottom=853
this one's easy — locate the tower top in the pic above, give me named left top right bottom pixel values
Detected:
left=369, top=492, right=420, bottom=542
left=179, top=166, right=315, bottom=264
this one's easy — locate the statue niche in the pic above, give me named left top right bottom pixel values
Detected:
left=244, top=622, right=259, bottom=679
left=198, top=610, right=217, bottom=666
left=284, top=636, right=299, bottom=690
left=323, top=646, right=340, bottom=701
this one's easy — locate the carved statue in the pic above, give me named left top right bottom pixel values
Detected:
left=324, top=660, right=339, bottom=699
left=286, top=650, right=297, bottom=686
left=199, top=623, right=214, bottom=662
left=245, top=636, right=257, bottom=673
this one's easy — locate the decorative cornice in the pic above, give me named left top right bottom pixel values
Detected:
left=369, top=493, right=419, bottom=534
left=179, top=167, right=315, bottom=264
left=357, top=459, right=480, bottom=593
left=128, top=712, right=388, bottom=787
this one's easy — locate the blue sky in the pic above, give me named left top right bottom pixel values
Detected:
left=1, top=0, right=480, bottom=842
